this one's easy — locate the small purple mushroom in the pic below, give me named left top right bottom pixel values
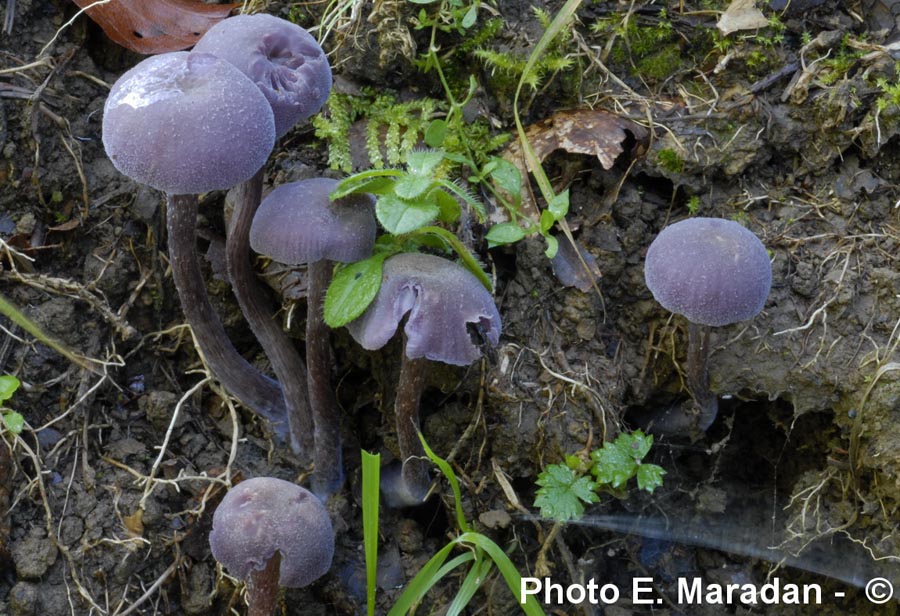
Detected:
left=347, top=253, right=501, bottom=505
left=250, top=178, right=376, bottom=498
left=209, top=477, right=334, bottom=616
left=101, top=52, right=296, bottom=443
left=644, top=217, right=771, bottom=433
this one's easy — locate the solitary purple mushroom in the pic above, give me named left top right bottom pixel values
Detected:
left=101, top=52, right=295, bottom=442
left=194, top=14, right=334, bottom=462
left=347, top=253, right=501, bottom=506
left=644, top=217, right=771, bottom=433
left=250, top=178, right=376, bottom=498
left=209, top=477, right=334, bottom=616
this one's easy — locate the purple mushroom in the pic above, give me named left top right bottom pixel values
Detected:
left=194, top=14, right=334, bottom=463
left=347, top=253, right=501, bottom=506
left=644, top=217, right=771, bottom=433
left=101, top=52, right=297, bottom=444
left=209, top=477, right=334, bottom=616
left=250, top=178, right=376, bottom=498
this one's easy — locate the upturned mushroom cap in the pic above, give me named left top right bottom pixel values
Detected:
left=249, top=178, right=376, bottom=264
left=644, top=217, right=771, bottom=327
left=209, top=477, right=334, bottom=588
left=102, top=52, right=275, bottom=195
left=193, top=14, right=332, bottom=138
left=347, top=253, right=501, bottom=366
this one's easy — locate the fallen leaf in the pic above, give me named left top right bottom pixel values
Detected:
left=717, top=0, right=769, bottom=35
left=500, top=108, right=649, bottom=220
left=72, top=0, right=239, bottom=54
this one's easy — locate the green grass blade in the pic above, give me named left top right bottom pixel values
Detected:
left=447, top=555, right=494, bottom=616
left=457, top=532, right=548, bottom=616
left=408, top=226, right=492, bottom=292
left=417, top=431, right=471, bottom=533
left=387, top=541, right=457, bottom=616
left=361, top=450, right=381, bottom=616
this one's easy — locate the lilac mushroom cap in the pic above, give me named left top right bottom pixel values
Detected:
left=209, top=477, right=334, bottom=588
left=347, top=253, right=502, bottom=366
left=193, top=14, right=332, bottom=138
left=644, top=217, right=771, bottom=327
left=249, top=178, right=376, bottom=264
left=102, top=52, right=275, bottom=195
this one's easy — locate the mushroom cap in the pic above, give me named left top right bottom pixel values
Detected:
left=249, top=178, right=376, bottom=264
left=102, top=52, right=275, bottom=195
left=209, top=477, right=334, bottom=588
left=347, top=253, right=501, bottom=366
left=644, top=217, right=772, bottom=327
left=193, top=14, right=332, bottom=138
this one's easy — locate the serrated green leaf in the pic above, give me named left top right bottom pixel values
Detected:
left=0, top=375, right=20, bottom=404
left=534, top=463, right=598, bottom=522
left=590, top=439, right=637, bottom=488
left=406, top=150, right=444, bottom=177
left=376, top=195, right=440, bottom=235
left=394, top=174, right=433, bottom=200
left=485, top=223, right=526, bottom=247
left=628, top=430, right=654, bottom=461
left=636, top=464, right=666, bottom=493
left=1, top=411, right=24, bottom=435
left=324, top=254, right=389, bottom=328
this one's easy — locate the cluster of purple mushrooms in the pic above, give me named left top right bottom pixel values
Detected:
left=101, top=12, right=771, bottom=615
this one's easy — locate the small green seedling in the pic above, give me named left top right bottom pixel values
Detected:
left=535, top=430, right=666, bottom=522
left=0, top=375, right=25, bottom=435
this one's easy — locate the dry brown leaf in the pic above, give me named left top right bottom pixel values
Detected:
left=500, top=108, right=649, bottom=220
left=72, top=0, right=239, bottom=54
left=717, top=0, right=769, bottom=35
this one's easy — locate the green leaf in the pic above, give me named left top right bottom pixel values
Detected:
left=543, top=234, right=558, bottom=259
left=461, top=3, right=478, bottom=29
left=324, top=253, right=389, bottom=328
left=590, top=439, right=637, bottom=489
left=433, top=189, right=462, bottom=223
left=636, top=464, right=666, bottom=493
left=547, top=188, right=569, bottom=219
left=534, top=463, right=598, bottom=522
left=1, top=411, right=24, bottom=435
left=376, top=195, right=440, bottom=235
left=540, top=209, right=555, bottom=234
left=424, top=120, right=448, bottom=148
left=394, top=174, right=433, bottom=200
left=406, top=149, right=444, bottom=177
left=332, top=172, right=401, bottom=200
left=408, top=0, right=440, bottom=5
left=485, top=157, right=522, bottom=197
left=485, top=223, right=526, bottom=247
left=627, top=429, right=654, bottom=461
left=0, top=375, right=20, bottom=404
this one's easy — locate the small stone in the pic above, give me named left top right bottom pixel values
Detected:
left=9, top=581, right=38, bottom=616
left=13, top=532, right=57, bottom=579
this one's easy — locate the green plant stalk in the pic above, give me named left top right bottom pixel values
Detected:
left=361, top=450, right=381, bottom=616
left=407, top=226, right=492, bottom=292
left=0, top=293, right=100, bottom=373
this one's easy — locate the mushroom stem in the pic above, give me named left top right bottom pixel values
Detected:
left=382, top=349, right=431, bottom=507
left=226, top=171, right=314, bottom=456
left=246, top=551, right=281, bottom=616
left=165, top=194, right=288, bottom=435
left=685, top=321, right=718, bottom=431
left=306, top=259, right=343, bottom=498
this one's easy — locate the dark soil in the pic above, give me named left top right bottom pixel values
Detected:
left=2, top=0, right=900, bottom=615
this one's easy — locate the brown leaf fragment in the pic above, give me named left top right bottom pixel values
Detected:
left=500, top=108, right=649, bottom=221
left=71, top=0, right=239, bottom=54
left=717, top=0, right=769, bottom=35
